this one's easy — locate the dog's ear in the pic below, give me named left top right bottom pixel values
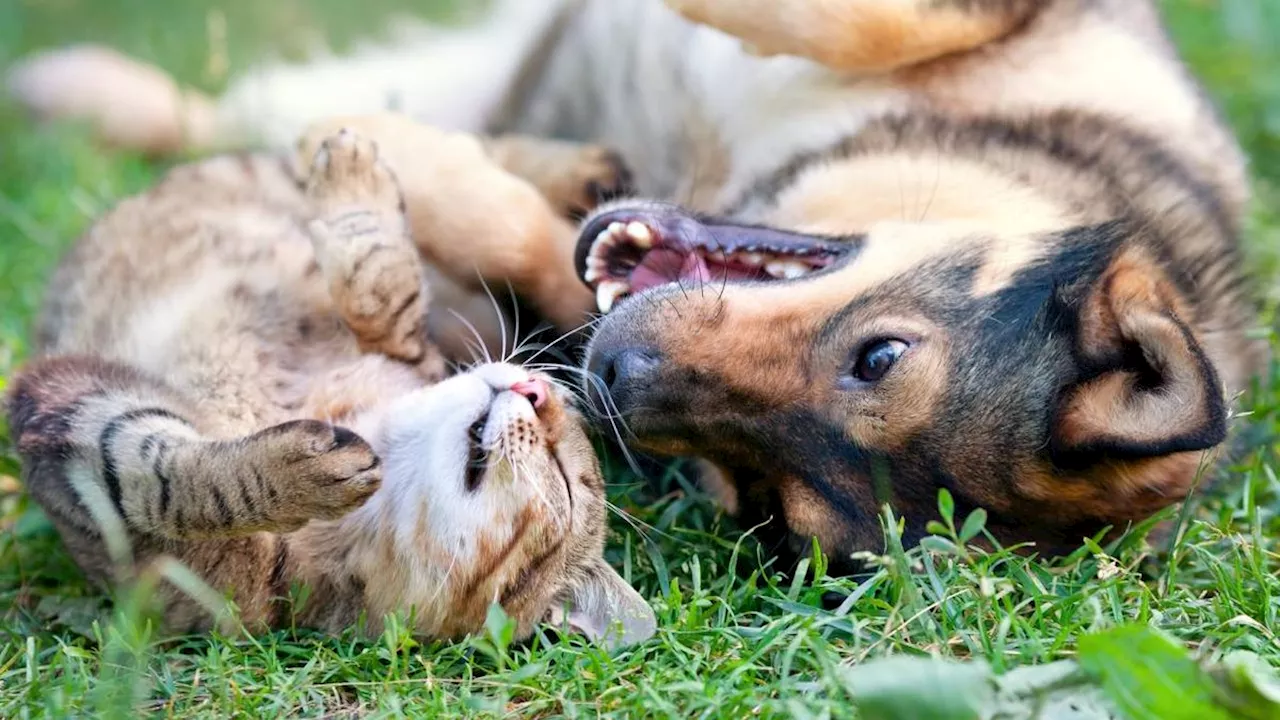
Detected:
left=1051, top=249, right=1227, bottom=466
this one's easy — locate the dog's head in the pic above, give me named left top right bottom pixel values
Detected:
left=575, top=121, right=1238, bottom=570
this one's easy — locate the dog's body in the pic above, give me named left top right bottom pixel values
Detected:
left=9, top=0, right=1266, bottom=569
left=14, top=2, right=1248, bottom=216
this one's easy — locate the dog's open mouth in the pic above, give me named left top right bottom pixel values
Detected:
left=575, top=208, right=857, bottom=313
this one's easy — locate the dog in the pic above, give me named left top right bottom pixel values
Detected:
left=7, top=0, right=1267, bottom=572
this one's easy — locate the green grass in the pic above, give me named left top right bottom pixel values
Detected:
left=2, top=1, right=1280, bottom=717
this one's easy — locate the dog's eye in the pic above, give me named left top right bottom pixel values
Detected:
left=852, top=339, right=908, bottom=382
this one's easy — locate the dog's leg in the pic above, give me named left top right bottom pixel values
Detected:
left=5, top=0, right=570, bottom=155
left=297, top=114, right=596, bottom=333
left=481, top=136, right=633, bottom=220
left=664, top=0, right=1041, bottom=74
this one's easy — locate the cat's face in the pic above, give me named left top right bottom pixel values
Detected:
left=371, top=363, right=655, bottom=646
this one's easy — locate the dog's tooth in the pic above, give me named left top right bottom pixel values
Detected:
left=607, top=221, right=626, bottom=238
left=739, top=252, right=765, bottom=267
left=766, top=260, right=808, bottom=279
left=596, top=281, right=628, bottom=313
left=584, top=256, right=608, bottom=284
left=596, top=283, right=615, bottom=313
left=594, top=228, right=616, bottom=248
left=625, top=222, right=654, bottom=248
left=781, top=262, right=809, bottom=279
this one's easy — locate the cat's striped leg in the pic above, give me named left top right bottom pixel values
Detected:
left=304, top=129, right=444, bottom=378
left=7, top=356, right=382, bottom=543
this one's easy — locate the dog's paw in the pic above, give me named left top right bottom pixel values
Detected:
left=559, top=146, right=634, bottom=219
left=7, top=44, right=214, bottom=154
left=491, top=138, right=634, bottom=220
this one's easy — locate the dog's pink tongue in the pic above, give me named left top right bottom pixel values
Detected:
left=630, top=249, right=711, bottom=292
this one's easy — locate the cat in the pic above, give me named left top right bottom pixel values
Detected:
left=6, top=127, right=655, bottom=647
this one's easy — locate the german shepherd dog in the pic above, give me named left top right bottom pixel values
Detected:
left=8, top=0, right=1267, bottom=572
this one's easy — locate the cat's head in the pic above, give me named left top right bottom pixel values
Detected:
left=368, top=362, right=656, bottom=647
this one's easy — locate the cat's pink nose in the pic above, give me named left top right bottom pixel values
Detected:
left=510, top=378, right=549, bottom=410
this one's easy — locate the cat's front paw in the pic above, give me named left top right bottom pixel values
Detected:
left=305, top=128, right=405, bottom=227
left=250, top=419, right=383, bottom=526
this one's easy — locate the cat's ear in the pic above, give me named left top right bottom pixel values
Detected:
left=549, top=558, right=656, bottom=649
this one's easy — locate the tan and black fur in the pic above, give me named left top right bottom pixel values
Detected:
left=7, top=0, right=1267, bottom=571
left=6, top=126, right=655, bottom=644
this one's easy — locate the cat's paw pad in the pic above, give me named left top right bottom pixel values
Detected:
left=254, top=419, right=383, bottom=521
left=306, top=129, right=404, bottom=223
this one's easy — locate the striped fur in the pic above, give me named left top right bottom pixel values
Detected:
left=7, top=130, right=655, bottom=646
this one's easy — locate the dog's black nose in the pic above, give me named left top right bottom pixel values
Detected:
left=599, top=346, right=660, bottom=392
left=587, top=345, right=662, bottom=411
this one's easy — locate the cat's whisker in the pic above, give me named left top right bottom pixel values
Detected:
left=572, top=371, right=647, bottom=477
left=500, top=444, right=557, bottom=527
left=603, top=500, right=653, bottom=542
left=525, top=361, right=637, bottom=425
left=447, top=308, right=494, bottom=366
left=523, top=361, right=637, bottom=426
left=497, top=302, right=603, bottom=369
left=462, top=340, right=487, bottom=369
left=474, top=273, right=511, bottom=364
left=521, top=365, right=596, bottom=407
left=425, top=551, right=459, bottom=608
left=518, top=314, right=610, bottom=369
left=520, top=456, right=560, bottom=524
left=505, top=324, right=561, bottom=365
left=501, top=279, right=524, bottom=365
left=602, top=500, right=689, bottom=546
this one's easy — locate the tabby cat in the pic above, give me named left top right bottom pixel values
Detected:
left=6, top=128, right=655, bottom=647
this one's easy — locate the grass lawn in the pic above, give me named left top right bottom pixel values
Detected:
left=2, top=1, right=1280, bottom=717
